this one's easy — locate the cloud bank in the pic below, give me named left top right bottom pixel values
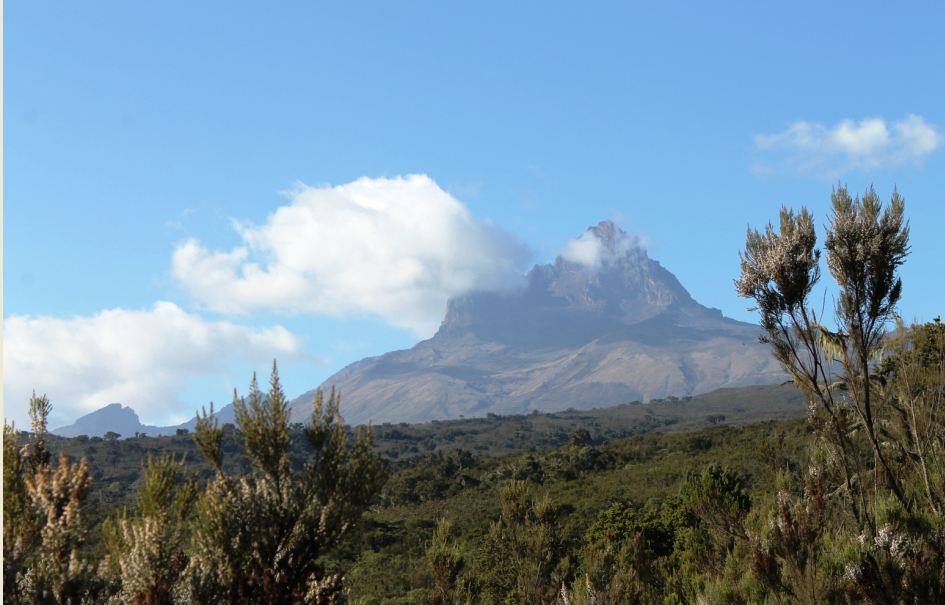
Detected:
left=754, top=114, right=942, bottom=175
left=172, top=174, right=530, bottom=336
left=3, top=302, right=302, bottom=427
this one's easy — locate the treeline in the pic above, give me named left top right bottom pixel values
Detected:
left=30, top=381, right=803, bottom=517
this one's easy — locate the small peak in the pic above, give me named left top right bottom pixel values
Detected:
left=590, top=220, right=618, bottom=243
left=590, top=220, right=638, bottom=256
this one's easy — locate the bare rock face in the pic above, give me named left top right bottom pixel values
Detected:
left=289, top=221, right=785, bottom=425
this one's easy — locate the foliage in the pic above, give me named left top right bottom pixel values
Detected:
left=31, top=382, right=806, bottom=517
left=737, top=186, right=945, bottom=602
left=4, top=392, right=96, bottom=604
left=424, top=519, right=465, bottom=605
left=99, top=453, right=195, bottom=604
left=575, top=500, right=676, bottom=603
left=476, top=481, right=564, bottom=604
left=6, top=389, right=813, bottom=604
left=4, top=365, right=387, bottom=605
left=183, top=363, right=387, bottom=604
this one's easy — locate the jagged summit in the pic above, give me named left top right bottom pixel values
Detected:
left=438, top=221, right=705, bottom=344
left=589, top=219, right=622, bottom=249
left=559, top=220, right=646, bottom=266
left=287, top=220, right=785, bottom=425
left=549, top=220, right=695, bottom=314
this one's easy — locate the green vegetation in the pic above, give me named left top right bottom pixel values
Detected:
left=16, top=383, right=804, bottom=518
left=4, top=186, right=943, bottom=603
left=730, top=186, right=945, bottom=602
left=5, top=365, right=386, bottom=604
left=346, top=416, right=813, bottom=604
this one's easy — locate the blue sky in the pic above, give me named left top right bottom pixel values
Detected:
left=5, top=1, right=945, bottom=427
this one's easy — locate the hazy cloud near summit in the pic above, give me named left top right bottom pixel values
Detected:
left=559, top=226, right=644, bottom=268
left=3, top=302, right=302, bottom=427
left=172, top=175, right=531, bottom=336
left=754, top=114, right=942, bottom=176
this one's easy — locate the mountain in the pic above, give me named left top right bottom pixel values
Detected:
left=52, top=403, right=169, bottom=438
left=52, top=401, right=239, bottom=438
left=287, top=221, right=785, bottom=425
left=49, top=403, right=236, bottom=437
left=54, top=221, right=784, bottom=435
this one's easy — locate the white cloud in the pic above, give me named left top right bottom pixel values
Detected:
left=559, top=222, right=644, bottom=268
left=560, top=231, right=610, bottom=267
left=754, top=114, right=942, bottom=175
left=172, top=174, right=530, bottom=336
left=3, top=302, right=302, bottom=427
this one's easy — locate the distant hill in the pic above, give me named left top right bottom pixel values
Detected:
left=288, top=220, right=785, bottom=425
left=52, top=403, right=167, bottom=438
left=52, top=402, right=237, bottom=439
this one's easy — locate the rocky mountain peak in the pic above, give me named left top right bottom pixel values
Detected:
left=439, top=221, right=702, bottom=340
left=587, top=219, right=624, bottom=255
left=286, top=219, right=783, bottom=425
left=556, top=220, right=645, bottom=270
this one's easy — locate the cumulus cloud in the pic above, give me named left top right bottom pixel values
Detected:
left=559, top=222, right=644, bottom=268
left=754, top=114, right=942, bottom=175
left=3, top=302, right=302, bottom=427
left=172, top=174, right=530, bottom=336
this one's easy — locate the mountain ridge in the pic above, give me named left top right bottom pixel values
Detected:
left=53, top=220, right=785, bottom=435
left=286, top=220, right=784, bottom=425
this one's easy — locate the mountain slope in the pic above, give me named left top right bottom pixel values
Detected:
left=289, top=221, right=784, bottom=425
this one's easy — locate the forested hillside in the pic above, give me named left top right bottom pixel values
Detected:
left=33, top=382, right=803, bottom=513
left=7, top=370, right=811, bottom=604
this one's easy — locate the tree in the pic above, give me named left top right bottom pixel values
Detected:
left=100, top=453, right=195, bottom=604
left=477, top=481, right=563, bottom=604
left=3, top=393, right=95, bottom=604
left=736, top=186, right=908, bottom=528
left=878, top=317, right=945, bottom=516
left=568, top=429, right=592, bottom=447
left=424, top=518, right=465, bottom=605
left=681, top=464, right=751, bottom=551
left=571, top=500, right=675, bottom=604
left=737, top=186, right=945, bottom=601
left=182, top=361, right=387, bottom=604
